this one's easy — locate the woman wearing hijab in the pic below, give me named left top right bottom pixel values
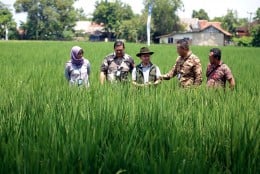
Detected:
left=65, top=46, right=91, bottom=87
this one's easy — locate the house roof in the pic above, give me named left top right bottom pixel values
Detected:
left=180, top=18, right=200, bottom=31
left=199, top=20, right=232, bottom=36
left=157, top=19, right=232, bottom=38
left=74, top=21, right=104, bottom=34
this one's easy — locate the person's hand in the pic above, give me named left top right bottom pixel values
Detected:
left=132, top=81, right=145, bottom=87
left=153, top=80, right=161, bottom=86
left=160, top=74, right=170, bottom=80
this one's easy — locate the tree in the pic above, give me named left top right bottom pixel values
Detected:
left=220, top=10, right=239, bottom=35
left=251, top=24, right=260, bottom=47
left=143, top=0, right=183, bottom=42
left=192, top=9, right=209, bottom=20
left=116, top=14, right=148, bottom=42
left=76, top=7, right=87, bottom=21
left=92, top=0, right=134, bottom=40
left=253, top=7, right=260, bottom=21
left=14, top=0, right=77, bottom=40
left=0, top=2, right=17, bottom=40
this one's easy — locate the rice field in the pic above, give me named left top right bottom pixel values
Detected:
left=0, top=41, right=259, bottom=173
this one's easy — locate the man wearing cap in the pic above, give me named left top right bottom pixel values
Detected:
left=132, top=47, right=161, bottom=87
left=160, top=39, right=202, bottom=88
left=206, top=48, right=235, bottom=89
left=100, top=41, right=135, bottom=84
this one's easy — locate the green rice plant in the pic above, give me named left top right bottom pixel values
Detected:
left=0, top=41, right=259, bottom=173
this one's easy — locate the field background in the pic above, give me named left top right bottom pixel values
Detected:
left=0, top=41, right=259, bottom=173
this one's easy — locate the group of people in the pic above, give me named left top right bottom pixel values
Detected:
left=64, top=39, right=235, bottom=89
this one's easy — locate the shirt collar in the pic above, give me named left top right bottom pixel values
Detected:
left=211, top=61, right=223, bottom=67
left=140, top=63, right=152, bottom=68
left=180, top=51, right=192, bottom=60
left=113, top=52, right=126, bottom=60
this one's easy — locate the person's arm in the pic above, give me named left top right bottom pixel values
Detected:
left=228, top=78, right=235, bottom=90
left=100, top=72, right=106, bottom=85
left=129, top=57, right=135, bottom=73
left=100, top=58, right=108, bottom=85
left=64, top=63, right=70, bottom=81
left=193, top=59, right=202, bottom=86
left=224, top=65, right=235, bottom=90
left=87, top=63, right=91, bottom=76
left=160, top=58, right=178, bottom=80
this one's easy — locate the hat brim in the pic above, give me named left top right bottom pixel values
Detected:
left=136, top=52, right=154, bottom=57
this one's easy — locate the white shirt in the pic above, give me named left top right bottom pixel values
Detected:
left=132, top=64, right=161, bottom=83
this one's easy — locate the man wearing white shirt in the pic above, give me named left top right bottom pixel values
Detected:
left=132, top=47, right=161, bottom=87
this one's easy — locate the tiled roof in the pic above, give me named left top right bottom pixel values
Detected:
left=199, top=20, right=232, bottom=36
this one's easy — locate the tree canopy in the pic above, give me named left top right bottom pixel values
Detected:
left=253, top=7, right=260, bottom=21
left=0, top=2, right=17, bottom=39
left=92, top=0, right=134, bottom=33
left=192, top=9, right=209, bottom=20
left=143, top=0, right=184, bottom=42
left=14, top=0, right=78, bottom=40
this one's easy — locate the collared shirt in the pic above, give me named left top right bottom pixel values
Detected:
left=100, top=53, right=134, bottom=82
left=132, top=63, right=161, bottom=83
left=167, top=52, right=202, bottom=87
left=206, top=62, right=234, bottom=88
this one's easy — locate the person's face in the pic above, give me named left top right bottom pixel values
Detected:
left=77, top=50, right=83, bottom=59
left=140, top=54, right=151, bottom=65
left=176, top=44, right=186, bottom=57
left=209, top=52, right=215, bottom=64
left=114, top=45, right=125, bottom=58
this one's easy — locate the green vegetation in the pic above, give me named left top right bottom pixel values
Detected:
left=0, top=42, right=259, bottom=173
left=233, top=36, right=253, bottom=47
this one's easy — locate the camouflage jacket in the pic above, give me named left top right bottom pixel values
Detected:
left=100, top=53, right=134, bottom=82
left=167, top=53, right=202, bottom=87
left=206, top=62, right=234, bottom=88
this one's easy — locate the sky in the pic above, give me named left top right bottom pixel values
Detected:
left=1, top=0, right=260, bottom=25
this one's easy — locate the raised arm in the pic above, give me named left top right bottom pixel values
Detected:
left=161, top=63, right=177, bottom=80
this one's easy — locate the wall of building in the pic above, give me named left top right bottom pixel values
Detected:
left=192, top=32, right=224, bottom=46
left=159, top=37, right=170, bottom=44
left=192, top=27, right=224, bottom=46
left=159, top=33, right=192, bottom=44
left=159, top=29, right=225, bottom=46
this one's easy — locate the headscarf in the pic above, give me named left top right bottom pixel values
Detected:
left=71, top=46, right=84, bottom=66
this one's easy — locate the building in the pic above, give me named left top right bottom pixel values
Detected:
left=74, top=21, right=105, bottom=41
left=157, top=19, right=232, bottom=46
left=236, top=20, right=260, bottom=37
left=236, top=26, right=250, bottom=37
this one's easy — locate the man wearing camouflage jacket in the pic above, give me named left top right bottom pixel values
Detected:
left=160, top=39, right=202, bottom=88
left=100, top=41, right=135, bottom=84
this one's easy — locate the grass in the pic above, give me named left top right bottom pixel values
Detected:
left=0, top=41, right=259, bottom=173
